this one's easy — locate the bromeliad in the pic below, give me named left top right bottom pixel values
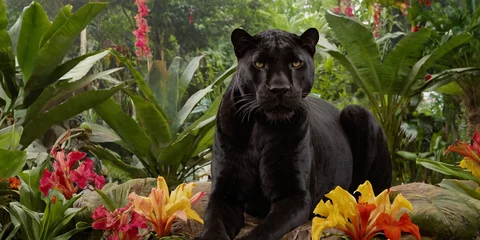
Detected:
left=128, top=176, right=205, bottom=237
left=311, top=180, right=421, bottom=240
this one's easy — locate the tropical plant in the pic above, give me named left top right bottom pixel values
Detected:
left=0, top=1, right=126, bottom=151
left=83, top=52, right=236, bottom=186
left=318, top=11, right=480, bottom=184
left=416, top=1, right=480, bottom=134
left=3, top=145, right=105, bottom=240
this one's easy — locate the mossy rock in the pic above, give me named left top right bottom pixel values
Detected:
left=390, top=182, right=480, bottom=240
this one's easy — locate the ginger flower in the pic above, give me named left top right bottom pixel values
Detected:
left=8, top=176, right=20, bottom=190
left=39, top=147, right=105, bottom=199
left=92, top=203, right=148, bottom=240
left=444, top=130, right=480, bottom=177
left=128, top=176, right=205, bottom=237
left=311, top=180, right=420, bottom=240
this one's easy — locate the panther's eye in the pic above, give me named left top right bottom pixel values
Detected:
left=254, top=61, right=265, bottom=69
left=291, top=61, right=303, bottom=68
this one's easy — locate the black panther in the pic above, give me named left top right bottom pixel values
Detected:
left=194, top=28, right=392, bottom=240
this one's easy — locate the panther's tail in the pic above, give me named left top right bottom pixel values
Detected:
left=339, top=105, right=392, bottom=195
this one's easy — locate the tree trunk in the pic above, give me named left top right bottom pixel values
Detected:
left=80, top=28, right=87, bottom=55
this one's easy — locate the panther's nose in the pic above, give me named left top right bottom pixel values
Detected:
left=267, top=84, right=291, bottom=95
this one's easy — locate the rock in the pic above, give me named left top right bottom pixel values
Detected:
left=390, top=182, right=480, bottom=240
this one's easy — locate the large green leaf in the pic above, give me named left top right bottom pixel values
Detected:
left=16, top=2, right=51, bottom=81
left=177, top=96, right=221, bottom=141
left=79, top=122, right=122, bottom=143
left=191, top=124, right=215, bottom=158
left=438, top=179, right=480, bottom=200
left=324, top=11, right=387, bottom=94
left=404, top=33, right=473, bottom=96
left=94, top=98, right=155, bottom=170
left=179, top=55, right=204, bottom=100
left=161, top=57, right=181, bottom=123
left=20, top=84, right=124, bottom=147
left=25, top=2, right=107, bottom=91
left=40, top=5, right=72, bottom=48
left=18, top=159, right=48, bottom=212
left=25, top=67, right=122, bottom=125
left=0, top=0, right=17, bottom=99
left=9, top=202, right=40, bottom=240
left=52, top=221, right=89, bottom=240
left=416, top=158, right=480, bottom=184
left=127, top=91, right=172, bottom=148
left=0, top=149, right=26, bottom=178
left=391, top=182, right=480, bottom=239
left=87, top=145, right=147, bottom=180
left=316, top=37, right=381, bottom=116
left=58, top=50, right=110, bottom=82
left=173, top=65, right=236, bottom=132
left=110, top=49, right=156, bottom=103
left=147, top=59, right=167, bottom=106
left=383, top=28, right=432, bottom=94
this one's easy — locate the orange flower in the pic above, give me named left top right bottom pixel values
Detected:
left=128, top=176, right=205, bottom=237
left=312, top=181, right=420, bottom=240
left=8, top=176, right=20, bottom=190
left=444, top=130, right=480, bottom=177
left=376, top=212, right=421, bottom=240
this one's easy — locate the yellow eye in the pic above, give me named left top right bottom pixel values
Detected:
left=292, top=61, right=303, bottom=68
left=254, top=61, right=264, bottom=69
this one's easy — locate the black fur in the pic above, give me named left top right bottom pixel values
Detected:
left=195, top=28, right=391, bottom=240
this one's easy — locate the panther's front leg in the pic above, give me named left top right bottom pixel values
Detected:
left=239, top=131, right=313, bottom=240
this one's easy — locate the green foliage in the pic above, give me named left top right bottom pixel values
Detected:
left=87, top=52, right=236, bottom=186
left=0, top=1, right=127, bottom=153
left=319, top=11, right=477, bottom=183
left=8, top=192, right=88, bottom=240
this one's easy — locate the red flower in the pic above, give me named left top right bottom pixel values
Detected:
left=425, top=74, right=432, bottom=81
left=39, top=147, right=105, bottom=200
left=412, top=25, right=421, bottom=32
left=375, top=212, right=421, bottom=240
left=70, top=159, right=105, bottom=189
left=52, top=195, right=57, bottom=204
left=344, top=6, right=354, bottom=17
left=426, top=0, right=431, bottom=6
left=332, top=6, right=341, bottom=14
left=92, top=203, right=148, bottom=240
left=373, top=3, right=381, bottom=38
left=8, top=176, right=20, bottom=190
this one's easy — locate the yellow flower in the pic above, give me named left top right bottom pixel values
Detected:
left=128, top=176, right=205, bottom=237
left=311, top=180, right=420, bottom=240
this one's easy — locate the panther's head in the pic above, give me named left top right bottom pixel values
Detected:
left=230, top=28, right=319, bottom=122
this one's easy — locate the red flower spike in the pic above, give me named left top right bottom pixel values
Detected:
left=412, top=25, right=421, bottom=32
left=426, top=0, right=431, bottom=6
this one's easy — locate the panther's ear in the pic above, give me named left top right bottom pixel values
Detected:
left=231, top=28, right=255, bottom=58
left=300, top=28, right=319, bottom=55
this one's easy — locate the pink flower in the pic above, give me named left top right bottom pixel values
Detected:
left=39, top=147, right=105, bottom=200
left=333, top=6, right=341, bottom=14
left=92, top=203, right=148, bottom=240
left=133, top=0, right=151, bottom=60
left=344, top=6, right=354, bottom=17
